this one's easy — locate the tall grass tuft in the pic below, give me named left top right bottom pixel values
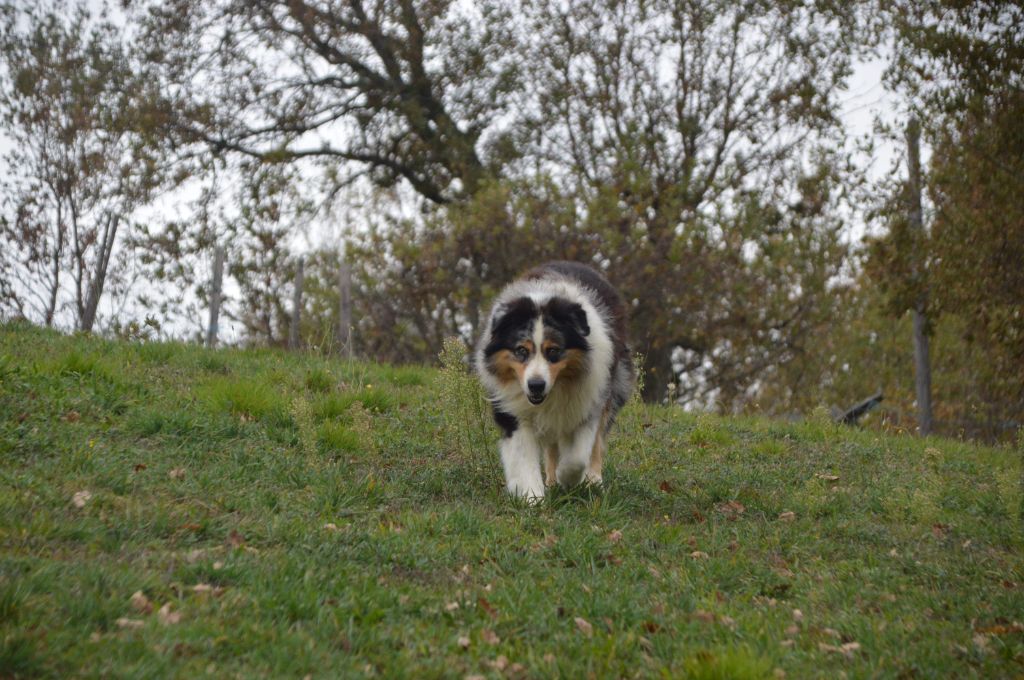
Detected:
left=347, top=402, right=376, bottom=455
left=436, top=337, right=493, bottom=458
left=290, top=396, right=318, bottom=458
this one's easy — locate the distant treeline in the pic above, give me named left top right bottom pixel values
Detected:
left=0, top=0, right=1020, bottom=441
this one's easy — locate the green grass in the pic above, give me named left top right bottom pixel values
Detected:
left=1, top=321, right=1023, bottom=678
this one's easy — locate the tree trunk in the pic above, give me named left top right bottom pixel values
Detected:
left=79, top=214, right=120, bottom=333
left=207, top=246, right=225, bottom=348
left=906, top=118, right=934, bottom=436
left=337, top=257, right=352, bottom=357
left=912, top=306, right=933, bottom=435
left=288, top=256, right=304, bottom=350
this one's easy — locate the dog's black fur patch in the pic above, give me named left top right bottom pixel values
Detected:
left=484, top=296, right=538, bottom=358
left=541, top=297, right=590, bottom=352
left=492, top=407, right=519, bottom=438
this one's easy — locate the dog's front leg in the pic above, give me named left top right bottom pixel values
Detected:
left=556, top=417, right=600, bottom=488
left=500, top=427, right=545, bottom=503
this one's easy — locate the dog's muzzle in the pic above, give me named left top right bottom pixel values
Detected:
left=527, top=378, right=547, bottom=405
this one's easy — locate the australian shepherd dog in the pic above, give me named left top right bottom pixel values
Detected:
left=475, top=261, right=635, bottom=502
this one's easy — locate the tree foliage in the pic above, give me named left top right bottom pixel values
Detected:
left=124, top=0, right=865, bottom=405
left=864, top=0, right=1024, bottom=436
left=0, top=1, right=169, bottom=331
left=136, top=0, right=520, bottom=204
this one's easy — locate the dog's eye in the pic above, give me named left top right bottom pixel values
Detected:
left=514, top=346, right=529, bottom=361
left=545, top=348, right=563, bottom=362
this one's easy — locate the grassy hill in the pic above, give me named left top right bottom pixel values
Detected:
left=1, top=322, right=1022, bottom=678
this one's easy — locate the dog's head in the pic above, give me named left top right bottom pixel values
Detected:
left=483, top=296, right=590, bottom=405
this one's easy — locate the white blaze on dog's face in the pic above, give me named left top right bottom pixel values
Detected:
left=483, top=295, right=591, bottom=406
left=521, top=319, right=550, bottom=404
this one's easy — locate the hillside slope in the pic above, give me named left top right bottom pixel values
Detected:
left=1, top=323, right=1022, bottom=678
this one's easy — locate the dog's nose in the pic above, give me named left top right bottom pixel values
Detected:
left=527, top=378, right=546, bottom=396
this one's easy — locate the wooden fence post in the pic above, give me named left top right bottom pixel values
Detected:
left=337, top=258, right=352, bottom=357
left=289, top=256, right=304, bottom=351
left=206, top=246, right=225, bottom=348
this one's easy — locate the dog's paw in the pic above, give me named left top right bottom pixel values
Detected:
left=556, top=462, right=586, bottom=488
left=584, top=471, right=603, bottom=486
left=508, top=483, right=545, bottom=505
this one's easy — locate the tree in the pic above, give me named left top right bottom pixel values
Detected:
left=515, top=0, right=858, bottom=401
left=341, top=178, right=594, bottom=363
left=0, top=1, right=168, bottom=331
left=926, top=93, right=1024, bottom=434
left=865, top=0, right=1024, bottom=436
left=134, top=0, right=860, bottom=408
left=136, top=0, right=520, bottom=204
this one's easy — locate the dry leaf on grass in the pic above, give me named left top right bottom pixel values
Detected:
left=323, top=523, right=339, bottom=531
left=226, top=530, right=245, bottom=548
left=71, top=490, right=92, bottom=508
left=819, top=641, right=860, bottom=658
left=157, top=603, right=181, bottom=625
left=778, top=511, right=796, bottom=522
left=659, top=480, right=675, bottom=493
left=693, top=610, right=716, bottom=624
left=607, top=529, right=623, bottom=543
left=477, top=597, right=498, bottom=619
left=489, top=655, right=509, bottom=671
left=481, top=629, right=500, bottom=645
left=168, top=467, right=186, bottom=480
left=129, top=591, right=152, bottom=614
left=115, top=617, right=144, bottom=629
left=975, top=622, right=1024, bottom=636
left=63, top=410, right=81, bottom=422
left=574, top=617, right=594, bottom=637
left=815, top=473, right=840, bottom=482
left=792, top=609, right=804, bottom=622
left=715, top=500, right=746, bottom=520
left=445, top=601, right=460, bottom=612
left=690, top=551, right=709, bottom=559
left=457, top=635, right=470, bottom=649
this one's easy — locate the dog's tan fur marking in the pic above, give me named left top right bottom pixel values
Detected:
left=544, top=445, right=558, bottom=486
left=588, top=429, right=604, bottom=481
left=489, top=349, right=526, bottom=385
left=547, top=347, right=587, bottom=386
left=587, top=411, right=609, bottom=482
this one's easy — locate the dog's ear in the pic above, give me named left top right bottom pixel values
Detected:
left=545, top=298, right=590, bottom=337
left=490, top=296, right=538, bottom=336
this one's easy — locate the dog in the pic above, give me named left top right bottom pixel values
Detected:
left=475, top=261, right=635, bottom=501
